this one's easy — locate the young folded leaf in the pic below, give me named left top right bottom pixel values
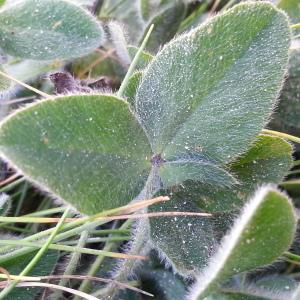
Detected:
left=0, top=95, right=152, bottom=215
left=159, top=160, right=237, bottom=187
left=123, top=71, right=143, bottom=108
left=188, top=186, right=296, bottom=300
left=136, top=1, right=290, bottom=186
left=0, top=0, right=104, bottom=60
left=182, top=135, right=293, bottom=213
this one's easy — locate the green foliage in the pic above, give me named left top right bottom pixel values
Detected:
left=127, top=46, right=153, bottom=69
left=159, top=160, right=237, bottom=187
left=136, top=2, right=290, bottom=189
left=149, top=135, right=293, bottom=275
left=1, top=249, right=59, bottom=300
left=188, top=186, right=297, bottom=300
left=0, top=95, right=152, bottom=215
left=195, top=135, right=293, bottom=212
left=0, top=0, right=104, bottom=60
left=141, top=1, right=186, bottom=53
left=0, top=2, right=297, bottom=298
left=123, top=71, right=143, bottom=107
left=139, top=269, right=186, bottom=300
left=278, top=0, right=300, bottom=35
left=100, top=0, right=144, bottom=43
left=0, top=2, right=291, bottom=216
left=6, top=60, right=61, bottom=83
left=150, top=196, right=216, bottom=275
left=206, top=275, right=297, bottom=299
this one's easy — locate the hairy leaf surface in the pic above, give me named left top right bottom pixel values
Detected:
left=150, top=195, right=216, bottom=275
left=188, top=186, right=296, bottom=300
left=193, top=135, right=293, bottom=212
left=159, top=160, right=237, bottom=187
left=0, top=0, right=104, bottom=60
left=136, top=2, right=290, bottom=166
left=149, top=136, right=293, bottom=275
left=0, top=95, right=152, bottom=214
left=123, top=71, right=143, bottom=108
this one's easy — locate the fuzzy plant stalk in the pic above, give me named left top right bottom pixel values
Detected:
left=98, top=169, right=161, bottom=299
left=107, top=21, right=132, bottom=67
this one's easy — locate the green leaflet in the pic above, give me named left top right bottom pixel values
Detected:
left=139, top=269, right=186, bottom=300
left=123, top=48, right=152, bottom=107
left=206, top=275, right=297, bottom=299
left=136, top=2, right=290, bottom=167
left=194, top=135, right=293, bottom=212
left=0, top=0, right=104, bottom=60
left=187, top=186, right=296, bottom=300
left=159, top=160, right=237, bottom=187
left=6, top=60, right=60, bottom=83
left=150, top=195, right=216, bottom=275
left=0, top=95, right=152, bottom=215
left=149, top=135, right=292, bottom=275
left=123, top=71, right=143, bottom=107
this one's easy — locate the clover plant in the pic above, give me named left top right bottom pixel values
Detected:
left=0, top=1, right=299, bottom=299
